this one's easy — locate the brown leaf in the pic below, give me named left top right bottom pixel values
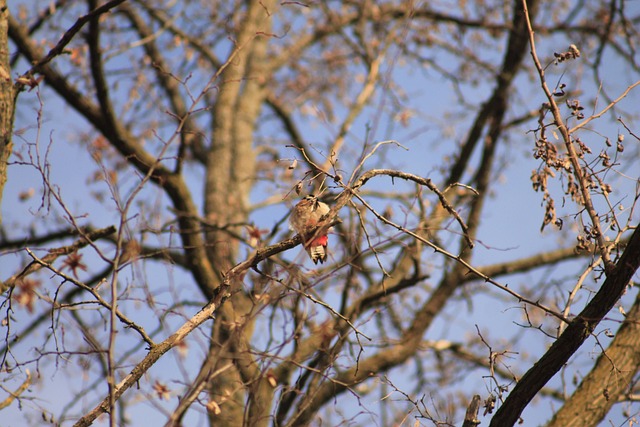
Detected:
left=152, top=381, right=171, bottom=400
left=175, top=340, right=189, bottom=359
left=14, top=278, right=40, bottom=313
left=246, top=225, right=268, bottom=248
left=61, top=252, right=88, bottom=279
left=18, top=188, right=35, bottom=201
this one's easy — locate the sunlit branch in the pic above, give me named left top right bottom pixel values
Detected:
left=0, top=369, right=31, bottom=410
left=568, top=80, right=640, bottom=134
left=487, top=2, right=640, bottom=424
left=71, top=220, right=337, bottom=426
left=321, top=48, right=384, bottom=172
left=351, top=187, right=567, bottom=323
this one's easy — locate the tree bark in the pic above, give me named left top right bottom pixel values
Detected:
left=0, top=0, right=15, bottom=226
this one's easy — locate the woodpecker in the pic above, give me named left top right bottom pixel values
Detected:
left=289, top=195, right=331, bottom=264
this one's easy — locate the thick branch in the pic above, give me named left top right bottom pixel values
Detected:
left=446, top=0, right=537, bottom=187
left=489, top=225, right=640, bottom=426
left=0, top=0, right=14, bottom=227
left=8, top=14, right=173, bottom=179
left=546, top=291, right=640, bottom=427
left=119, top=3, right=205, bottom=172
left=73, top=294, right=222, bottom=427
left=462, top=395, right=481, bottom=427
left=9, top=12, right=220, bottom=298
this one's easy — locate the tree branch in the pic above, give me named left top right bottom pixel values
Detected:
left=0, top=369, right=31, bottom=410
left=71, top=221, right=336, bottom=426
left=1, top=225, right=116, bottom=294
left=546, top=290, right=640, bottom=427
left=13, top=0, right=126, bottom=90
left=489, top=224, right=640, bottom=426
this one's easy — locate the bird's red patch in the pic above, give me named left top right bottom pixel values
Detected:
left=310, top=235, right=328, bottom=247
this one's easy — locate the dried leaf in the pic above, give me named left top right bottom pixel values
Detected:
left=61, top=252, right=87, bottom=279
left=15, top=278, right=40, bottom=313
left=153, top=381, right=171, bottom=400
left=176, top=340, right=189, bottom=359
left=19, top=188, right=35, bottom=201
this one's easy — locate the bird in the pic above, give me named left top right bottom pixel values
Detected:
left=289, top=195, right=331, bottom=264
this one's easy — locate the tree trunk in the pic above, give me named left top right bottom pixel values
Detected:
left=204, top=1, right=276, bottom=426
left=0, top=0, right=15, bottom=226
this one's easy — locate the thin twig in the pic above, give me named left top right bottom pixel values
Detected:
left=253, top=264, right=372, bottom=341
left=569, top=80, right=640, bottom=134
left=1, top=226, right=116, bottom=294
left=350, top=169, right=475, bottom=248
left=24, top=248, right=155, bottom=347
left=14, top=0, right=127, bottom=90
left=284, top=283, right=372, bottom=342
left=351, top=191, right=568, bottom=323
left=321, top=52, right=385, bottom=173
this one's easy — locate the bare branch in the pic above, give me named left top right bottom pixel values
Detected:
left=1, top=225, right=116, bottom=294
left=14, top=0, right=126, bottom=90
left=490, top=225, right=640, bottom=425
left=24, top=248, right=155, bottom=347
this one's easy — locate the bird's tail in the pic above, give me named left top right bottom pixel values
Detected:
left=306, top=235, right=329, bottom=264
